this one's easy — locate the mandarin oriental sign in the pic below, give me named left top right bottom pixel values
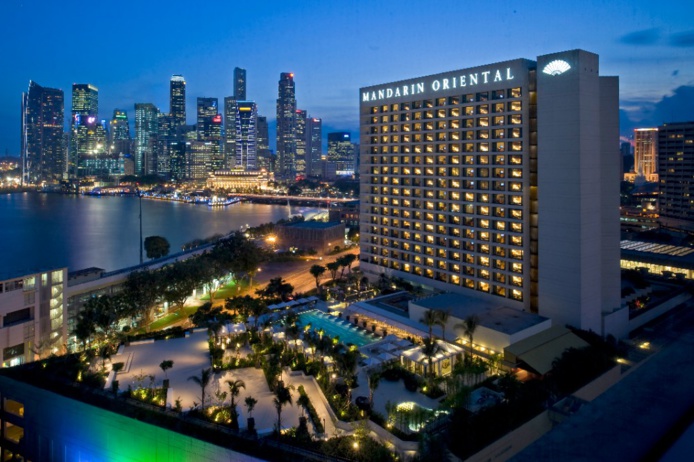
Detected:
left=362, top=67, right=516, bottom=102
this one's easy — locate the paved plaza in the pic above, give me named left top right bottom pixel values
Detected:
left=112, top=329, right=337, bottom=436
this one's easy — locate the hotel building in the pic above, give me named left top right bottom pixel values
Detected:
left=657, top=121, right=694, bottom=232
left=359, top=50, right=624, bottom=336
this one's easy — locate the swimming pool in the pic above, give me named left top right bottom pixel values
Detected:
left=297, top=310, right=378, bottom=348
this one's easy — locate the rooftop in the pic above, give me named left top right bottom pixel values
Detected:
left=281, top=220, right=342, bottom=230
left=411, top=293, right=549, bottom=335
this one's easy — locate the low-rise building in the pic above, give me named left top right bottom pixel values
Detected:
left=276, top=221, right=345, bottom=255
left=0, top=268, right=67, bottom=367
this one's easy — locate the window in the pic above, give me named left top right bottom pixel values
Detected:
left=4, top=422, right=23, bottom=444
left=3, top=398, right=24, bottom=418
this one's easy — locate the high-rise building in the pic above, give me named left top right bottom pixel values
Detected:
left=276, top=73, right=297, bottom=179
left=234, top=67, right=246, bottom=101
left=224, top=97, right=238, bottom=165
left=196, top=98, right=223, bottom=172
left=295, top=109, right=307, bottom=175
left=21, top=81, right=65, bottom=184
left=256, top=115, right=272, bottom=171
left=327, top=132, right=356, bottom=177
left=134, top=103, right=159, bottom=175
left=234, top=102, right=258, bottom=171
left=157, top=113, right=176, bottom=176
left=170, top=75, right=186, bottom=127
left=196, top=97, right=219, bottom=140
left=657, top=122, right=694, bottom=232
left=634, top=128, right=658, bottom=182
left=359, top=49, right=623, bottom=337
left=306, top=117, right=323, bottom=177
left=109, top=110, right=130, bottom=156
left=69, top=84, right=98, bottom=178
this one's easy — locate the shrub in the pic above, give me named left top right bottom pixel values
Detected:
left=297, top=385, right=325, bottom=433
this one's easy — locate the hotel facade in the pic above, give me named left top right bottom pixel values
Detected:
left=359, top=49, right=625, bottom=337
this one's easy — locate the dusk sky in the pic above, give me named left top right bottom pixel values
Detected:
left=1, top=0, right=693, bottom=156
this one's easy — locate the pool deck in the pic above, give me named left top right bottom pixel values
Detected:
left=112, top=329, right=338, bottom=437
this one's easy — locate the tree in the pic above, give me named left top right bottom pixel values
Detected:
left=123, top=270, right=162, bottom=331
left=456, top=315, right=479, bottom=362
left=420, top=309, right=439, bottom=340
left=422, top=337, right=441, bottom=380
left=342, top=253, right=357, bottom=274
left=160, top=360, right=174, bottom=379
left=436, top=309, right=451, bottom=342
left=326, top=261, right=340, bottom=283
left=144, top=236, right=170, bottom=259
left=226, top=379, right=246, bottom=431
left=297, top=393, right=310, bottom=417
left=257, top=277, right=294, bottom=302
left=188, top=368, right=213, bottom=412
left=273, top=382, right=294, bottom=436
left=244, top=395, right=257, bottom=418
left=162, top=260, right=202, bottom=313
left=309, top=264, right=327, bottom=292
left=368, top=372, right=381, bottom=408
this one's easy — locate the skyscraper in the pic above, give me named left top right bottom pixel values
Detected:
left=306, top=117, right=322, bottom=177
left=234, top=67, right=246, bottom=101
left=196, top=98, right=223, bottom=172
left=231, top=102, right=258, bottom=171
left=21, top=81, right=65, bottom=184
left=256, top=115, right=272, bottom=171
left=157, top=113, right=176, bottom=176
left=224, top=97, right=238, bottom=166
left=634, top=128, right=658, bottom=182
left=657, top=122, right=694, bottom=232
left=327, top=132, right=356, bottom=177
left=70, top=84, right=98, bottom=178
left=295, top=109, right=307, bottom=175
left=134, top=103, right=159, bottom=175
left=360, top=49, right=623, bottom=337
left=276, top=73, right=297, bottom=179
left=109, top=109, right=130, bottom=156
left=170, top=75, right=186, bottom=127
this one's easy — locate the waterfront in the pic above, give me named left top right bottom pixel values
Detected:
left=0, top=192, right=317, bottom=278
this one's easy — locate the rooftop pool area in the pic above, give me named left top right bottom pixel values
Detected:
left=297, top=310, right=379, bottom=348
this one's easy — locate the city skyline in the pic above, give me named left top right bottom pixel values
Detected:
left=1, top=1, right=694, bottom=156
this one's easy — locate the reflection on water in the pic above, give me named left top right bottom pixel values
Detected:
left=0, top=193, right=308, bottom=276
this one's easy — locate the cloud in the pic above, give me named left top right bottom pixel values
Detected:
left=619, top=28, right=660, bottom=46
left=620, top=84, right=694, bottom=135
left=671, top=31, right=694, bottom=47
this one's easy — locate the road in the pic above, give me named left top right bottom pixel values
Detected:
left=243, top=247, right=360, bottom=297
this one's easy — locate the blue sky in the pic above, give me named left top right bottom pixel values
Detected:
left=1, top=0, right=693, bottom=155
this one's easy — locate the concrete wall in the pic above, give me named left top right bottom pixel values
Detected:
left=464, top=411, right=553, bottom=462
left=572, top=365, right=621, bottom=402
left=628, top=291, right=692, bottom=332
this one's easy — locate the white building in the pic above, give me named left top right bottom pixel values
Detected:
left=359, top=49, right=625, bottom=337
left=0, top=269, right=67, bottom=367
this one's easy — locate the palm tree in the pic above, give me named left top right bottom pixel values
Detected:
left=227, top=379, right=246, bottom=430
left=455, top=315, right=479, bottom=362
left=244, top=395, right=258, bottom=418
left=309, top=264, right=326, bottom=293
left=420, top=309, right=439, bottom=340
left=273, top=382, right=294, bottom=436
left=297, top=393, right=309, bottom=417
left=368, top=372, right=381, bottom=408
left=159, top=360, right=174, bottom=379
left=326, top=261, right=340, bottom=283
left=421, top=337, right=441, bottom=380
left=188, top=367, right=213, bottom=412
left=436, top=310, right=450, bottom=342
